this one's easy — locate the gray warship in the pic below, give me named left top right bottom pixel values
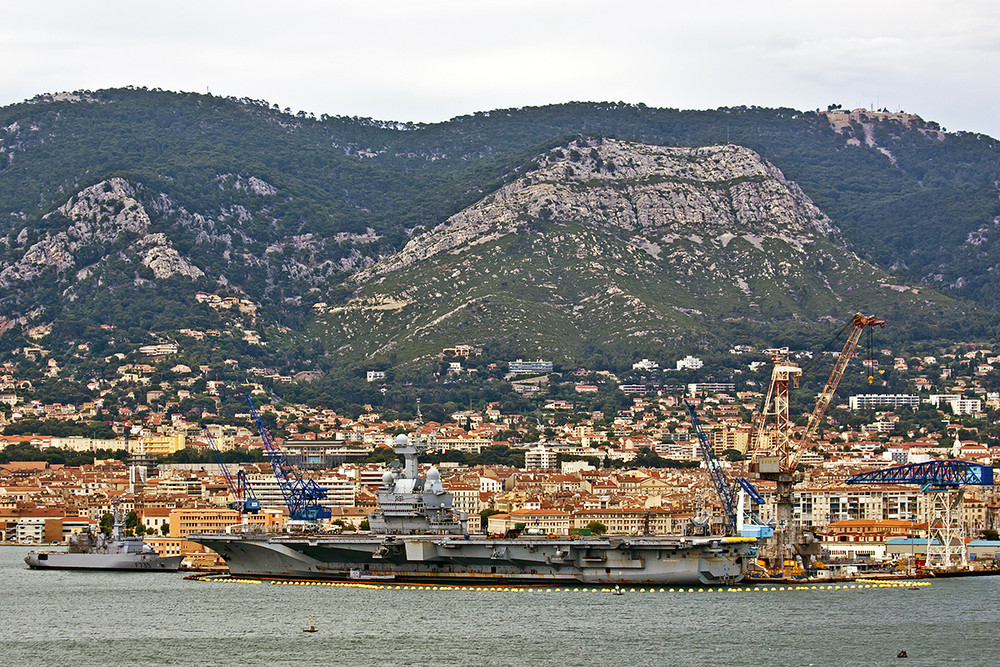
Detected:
left=191, top=434, right=757, bottom=585
left=25, top=511, right=183, bottom=572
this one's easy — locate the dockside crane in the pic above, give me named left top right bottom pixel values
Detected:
left=686, top=400, right=772, bottom=539
left=751, top=314, right=886, bottom=477
left=793, top=313, right=886, bottom=468
left=245, top=393, right=330, bottom=522
left=748, top=313, right=885, bottom=570
left=847, top=460, right=994, bottom=569
left=202, top=427, right=260, bottom=518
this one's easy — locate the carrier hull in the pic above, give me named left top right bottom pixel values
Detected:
left=190, top=533, right=755, bottom=585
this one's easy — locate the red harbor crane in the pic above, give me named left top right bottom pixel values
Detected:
left=748, top=313, right=885, bottom=571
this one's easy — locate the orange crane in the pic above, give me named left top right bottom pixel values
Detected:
left=790, top=313, right=886, bottom=470
left=751, top=313, right=886, bottom=477
left=748, top=313, right=885, bottom=570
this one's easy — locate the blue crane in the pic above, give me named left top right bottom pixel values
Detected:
left=847, top=459, right=993, bottom=569
left=846, top=460, right=993, bottom=489
left=686, top=400, right=772, bottom=538
left=202, top=427, right=261, bottom=516
left=245, top=393, right=330, bottom=522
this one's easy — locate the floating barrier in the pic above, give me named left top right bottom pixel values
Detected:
left=190, top=575, right=932, bottom=592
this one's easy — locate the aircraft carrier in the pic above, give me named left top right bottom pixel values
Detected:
left=191, top=434, right=757, bottom=585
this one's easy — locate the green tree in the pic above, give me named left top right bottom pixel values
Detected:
left=99, top=512, right=114, bottom=535
left=480, top=508, right=501, bottom=532
left=586, top=520, right=607, bottom=535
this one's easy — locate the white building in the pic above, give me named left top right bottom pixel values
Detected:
left=654, top=441, right=699, bottom=461
left=313, top=475, right=358, bottom=507
left=949, top=399, right=982, bottom=415
left=848, top=394, right=920, bottom=410
left=926, top=394, right=961, bottom=408
left=524, top=445, right=558, bottom=470
left=509, top=359, right=554, bottom=375
left=477, top=476, right=503, bottom=493
left=15, top=512, right=62, bottom=543
left=676, top=355, right=704, bottom=371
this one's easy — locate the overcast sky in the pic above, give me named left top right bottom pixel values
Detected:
left=3, top=1, right=999, bottom=137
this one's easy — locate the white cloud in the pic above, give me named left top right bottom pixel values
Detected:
left=1, top=0, right=998, bottom=136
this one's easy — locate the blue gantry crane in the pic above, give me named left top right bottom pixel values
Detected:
left=847, top=460, right=994, bottom=568
left=245, top=393, right=330, bottom=522
left=202, top=427, right=261, bottom=517
left=686, top=400, right=772, bottom=539
left=846, top=460, right=993, bottom=488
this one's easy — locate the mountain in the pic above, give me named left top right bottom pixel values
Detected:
left=0, top=89, right=998, bottom=378
left=319, top=138, right=968, bottom=368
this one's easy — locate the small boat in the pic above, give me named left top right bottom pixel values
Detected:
left=303, top=616, right=317, bottom=633
left=612, top=585, right=624, bottom=596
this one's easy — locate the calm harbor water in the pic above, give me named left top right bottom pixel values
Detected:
left=1, top=546, right=997, bottom=666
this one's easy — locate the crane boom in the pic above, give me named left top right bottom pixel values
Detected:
left=847, top=460, right=992, bottom=569
left=686, top=401, right=771, bottom=538
left=686, top=401, right=737, bottom=532
left=790, top=313, right=885, bottom=470
left=245, top=394, right=329, bottom=522
left=747, top=313, right=884, bottom=573
left=846, top=460, right=993, bottom=488
left=203, top=427, right=260, bottom=516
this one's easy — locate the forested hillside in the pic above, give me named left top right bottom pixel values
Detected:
left=0, top=88, right=998, bottom=382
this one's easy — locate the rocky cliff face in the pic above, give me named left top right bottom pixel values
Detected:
left=321, top=138, right=936, bottom=363
left=0, top=171, right=379, bottom=324
left=0, top=133, right=966, bottom=367
left=1, top=178, right=150, bottom=284
left=0, top=177, right=213, bottom=287
left=362, top=140, right=837, bottom=279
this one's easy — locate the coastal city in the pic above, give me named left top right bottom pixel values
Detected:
left=6, top=1, right=1000, bottom=663
left=3, top=333, right=999, bottom=578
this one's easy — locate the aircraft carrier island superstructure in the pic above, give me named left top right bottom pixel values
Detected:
left=191, top=434, right=757, bottom=585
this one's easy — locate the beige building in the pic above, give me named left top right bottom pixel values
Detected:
left=713, top=426, right=753, bottom=455
left=168, top=507, right=284, bottom=538
left=140, top=507, right=173, bottom=534
left=488, top=509, right=571, bottom=535
left=573, top=508, right=678, bottom=535
left=131, top=433, right=186, bottom=456
left=822, top=519, right=925, bottom=561
left=443, top=483, right=481, bottom=519
left=15, top=510, right=65, bottom=543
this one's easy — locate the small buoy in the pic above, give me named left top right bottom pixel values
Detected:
left=303, top=616, right=318, bottom=633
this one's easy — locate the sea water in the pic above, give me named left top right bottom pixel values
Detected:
left=1, top=547, right=996, bottom=666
